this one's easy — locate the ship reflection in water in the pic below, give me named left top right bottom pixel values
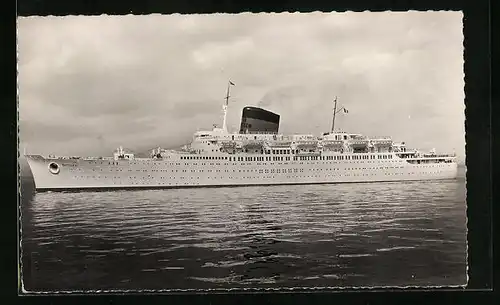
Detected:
left=20, top=168, right=466, bottom=291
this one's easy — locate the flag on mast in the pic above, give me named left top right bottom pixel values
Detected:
left=225, top=81, right=235, bottom=107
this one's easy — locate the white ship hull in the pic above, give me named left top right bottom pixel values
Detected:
left=25, top=153, right=458, bottom=192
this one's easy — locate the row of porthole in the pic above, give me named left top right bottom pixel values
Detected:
left=71, top=171, right=447, bottom=181
left=66, top=164, right=447, bottom=175
left=69, top=172, right=450, bottom=184
left=73, top=163, right=422, bottom=174
left=75, top=167, right=359, bottom=175
left=70, top=167, right=452, bottom=179
left=67, top=166, right=418, bottom=177
left=101, top=174, right=436, bottom=187
left=84, top=158, right=450, bottom=167
left=99, top=160, right=404, bottom=167
left=64, top=165, right=452, bottom=177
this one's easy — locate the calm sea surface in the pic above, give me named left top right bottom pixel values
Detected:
left=20, top=168, right=467, bottom=291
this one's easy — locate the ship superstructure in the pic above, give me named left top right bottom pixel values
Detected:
left=24, top=82, right=458, bottom=191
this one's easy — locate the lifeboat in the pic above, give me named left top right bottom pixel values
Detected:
left=267, top=140, right=292, bottom=147
left=220, top=141, right=237, bottom=148
left=371, top=137, right=393, bottom=146
left=295, top=140, right=318, bottom=148
left=350, top=139, right=369, bottom=149
left=242, top=140, right=264, bottom=149
left=322, top=140, right=344, bottom=147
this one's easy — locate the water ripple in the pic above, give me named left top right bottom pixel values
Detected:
left=21, top=177, right=467, bottom=290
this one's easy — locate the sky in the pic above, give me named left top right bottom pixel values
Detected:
left=17, top=12, right=465, bottom=162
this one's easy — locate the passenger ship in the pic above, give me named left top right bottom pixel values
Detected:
left=24, top=83, right=458, bottom=191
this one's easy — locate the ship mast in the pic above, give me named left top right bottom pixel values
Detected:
left=222, top=80, right=235, bottom=133
left=331, top=97, right=338, bottom=133
left=331, top=96, right=347, bottom=133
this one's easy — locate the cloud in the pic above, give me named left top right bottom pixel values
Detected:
left=17, top=12, right=465, bottom=159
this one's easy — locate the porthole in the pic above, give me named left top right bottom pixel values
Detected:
left=48, top=162, right=60, bottom=175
